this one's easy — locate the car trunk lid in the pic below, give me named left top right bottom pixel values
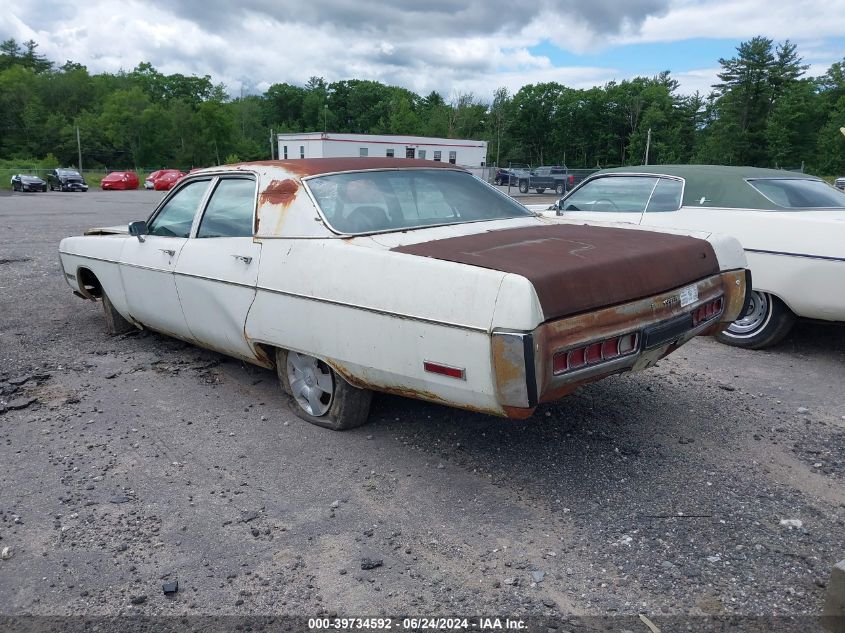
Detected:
left=392, top=223, right=719, bottom=321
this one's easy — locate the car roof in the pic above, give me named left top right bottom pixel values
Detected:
left=218, top=157, right=466, bottom=178
left=596, top=164, right=824, bottom=210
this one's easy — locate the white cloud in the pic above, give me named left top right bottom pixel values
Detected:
left=1, top=0, right=842, bottom=102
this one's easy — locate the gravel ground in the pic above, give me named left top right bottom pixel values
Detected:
left=0, top=189, right=843, bottom=630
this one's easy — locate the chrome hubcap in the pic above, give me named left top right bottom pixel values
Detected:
left=286, top=352, right=333, bottom=416
left=727, top=291, right=769, bottom=336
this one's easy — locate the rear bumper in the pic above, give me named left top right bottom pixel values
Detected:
left=492, top=269, right=748, bottom=418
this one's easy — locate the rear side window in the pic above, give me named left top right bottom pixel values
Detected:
left=197, top=178, right=256, bottom=238
left=147, top=179, right=211, bottom=237
left=747, top=178, right=845, bottom=209
left=563, top=176, right=659, bottom=212
left=645, top=178, right=683, bottom=212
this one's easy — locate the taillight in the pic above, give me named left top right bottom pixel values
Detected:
left=692, top=296, right=724, bottom=327
left=553, top=332, right=639, bottom=375
left=568, top=174, right=574, bottom=186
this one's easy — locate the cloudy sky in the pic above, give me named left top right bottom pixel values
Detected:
left=3, top=0, right=844, bottom=100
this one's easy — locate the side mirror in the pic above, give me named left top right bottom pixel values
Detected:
left=128, top=220, right=148, bottom=242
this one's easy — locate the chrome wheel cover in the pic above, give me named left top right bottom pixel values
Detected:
left=286, top=352, right=334, bottom=416
left=727, top=291, right=770, bottom=336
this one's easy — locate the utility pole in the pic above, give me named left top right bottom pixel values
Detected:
left=76, top=126, right=82, bottom=171
left=644, top=128, right=651, bottom=165
left=270, top=129, right=275, bottom=160
left=323, top=104, right=328, bottom=134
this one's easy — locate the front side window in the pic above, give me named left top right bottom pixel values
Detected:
left=747, top=178, right=845, bottom=209
left=563, top=176, right=661, bottom=212
left=196, top=178, right=256, bottom=238
left=147, top=179, right=211, bottom=237
left=307, top=169, right=532, bottom=235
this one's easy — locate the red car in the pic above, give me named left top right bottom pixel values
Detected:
left=145, top=169, right=186, bottom=191
left=100, top=171, right=139, bottom=190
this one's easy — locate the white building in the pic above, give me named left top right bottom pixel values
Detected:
left=277, top=132, right=488, bottom=168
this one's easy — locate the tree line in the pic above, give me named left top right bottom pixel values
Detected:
left=1, top=36, right=843, bottom=175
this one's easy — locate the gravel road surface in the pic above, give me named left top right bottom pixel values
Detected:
left=0, top=189, right=843, bottom=630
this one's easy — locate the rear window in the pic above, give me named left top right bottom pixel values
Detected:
left=747, top=178, right=845, bottom=209
left=306, top=169, right=532, bottom=235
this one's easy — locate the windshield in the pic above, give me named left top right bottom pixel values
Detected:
left=746, top=178, right=845, bottom=209
left=307, top=169, right=533, bottom=234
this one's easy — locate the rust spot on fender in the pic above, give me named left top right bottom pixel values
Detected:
left=259, top=179, right=299, bottom=208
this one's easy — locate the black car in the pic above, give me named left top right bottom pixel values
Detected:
left=47, top=168, right=89, bottom=192
left=10, top=174, right=47, bottom=192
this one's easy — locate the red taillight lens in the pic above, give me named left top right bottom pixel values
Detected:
left=568, top=347, right=586, bottom=369
left=553, top=332, right=639, bottom=375
left=568, top=175, right=574, bottom=185
left=692, top=296, right=724, bottom=327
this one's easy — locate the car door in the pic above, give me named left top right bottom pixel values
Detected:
left=174, top=175, right=262, bottom=361
left=558, top=175, right=663, bottom=225
left=120, top=178, right=212, bottom=338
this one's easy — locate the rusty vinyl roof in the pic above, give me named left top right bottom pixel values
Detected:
left=231, top=157, right=467, bottom=178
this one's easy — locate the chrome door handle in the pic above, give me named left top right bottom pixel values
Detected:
left=159, top=248, right=176, bottom=257
left=232, top=255, right=253, bottom=264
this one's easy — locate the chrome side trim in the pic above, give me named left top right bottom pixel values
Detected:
left=745, top=248, right=845, bottom=263
left=59, top=252, right=487, bottom=333
left=255, top=285, right=488, bottom=333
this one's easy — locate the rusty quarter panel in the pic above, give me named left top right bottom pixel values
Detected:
left=393, top=224, right=719, bottom=321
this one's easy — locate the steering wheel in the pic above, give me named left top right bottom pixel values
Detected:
left=594, top=198, right=619, bottom=211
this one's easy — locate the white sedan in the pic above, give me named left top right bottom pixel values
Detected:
left=59, top=159, right=749, bottom=430
left=531, top=165, right=845, bottom=349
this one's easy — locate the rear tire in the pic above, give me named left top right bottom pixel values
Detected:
left=715, top=291, right=795, bottom=349
left=518, top=180, right=529, bottom=193
left=103, top=291, right=136, bottom=335
left=275, top=349, right=372, bottom=430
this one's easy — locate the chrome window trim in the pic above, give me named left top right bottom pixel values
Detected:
left=300, top=168, right=534, bottom=237
left=743, top=177, right=845, bottom=210
left=192, top=174, right=259, bottom=239
left=559, top=173, right=686, bottom=214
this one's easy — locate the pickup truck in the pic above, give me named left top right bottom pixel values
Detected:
left=518, top=166, right=573, bottom=195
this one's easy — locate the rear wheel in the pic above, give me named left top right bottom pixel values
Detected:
left=275, top=349, right=372, bottom=430
left=102, top=291, right=135, bottom=335
left=518, top=180, right=529, bottom=193
left=715, top=291, right=795, bottom=349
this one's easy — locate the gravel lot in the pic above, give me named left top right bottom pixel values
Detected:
left=0, top=189, right=843, bottom=629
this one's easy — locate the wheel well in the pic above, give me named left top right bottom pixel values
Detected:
left=76, top=268, right=103, bottom=299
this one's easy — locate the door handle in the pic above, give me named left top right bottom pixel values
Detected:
left=232, top=255, right=253, bottom=264
left=159, top=248, right=176, bottom=257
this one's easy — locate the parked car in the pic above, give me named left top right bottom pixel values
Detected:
left=518, top=166, right=573, bottom=195
left=101, top=171, right=139, bottom=190
left=59, top=158, right=748, bottom=430
left=493, top=169, right=514, bottom=186
left=154, top=170, right=186, bottom=190
left=144, top=170, right=163, bottom=189
left=145, top=169, right=185, bottom=191
left=529, top=165, right=845, bottom=349
left=835, top=177, right=845, bottom=190
left=47, top=168, right=88, bottom=192
left=10, top=173, right=47, bottom=192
